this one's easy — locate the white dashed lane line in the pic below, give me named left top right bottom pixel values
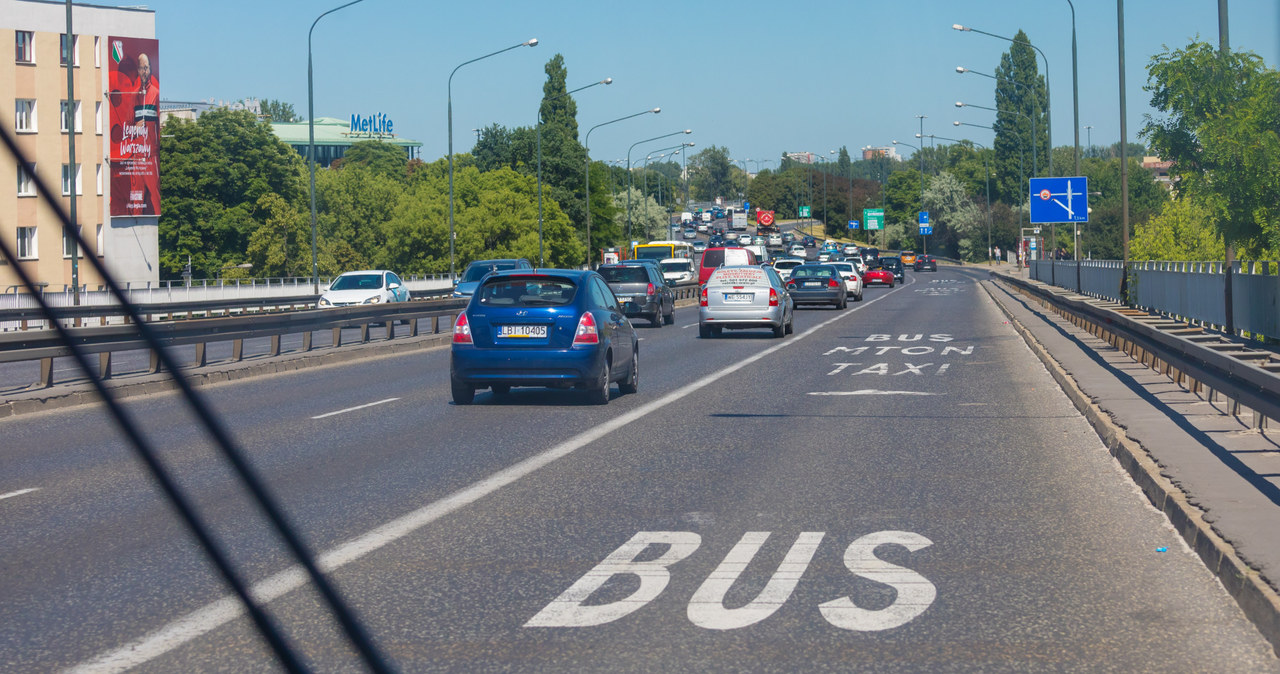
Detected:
left=310, top=398, right=400, bottom=420
left=0, top=488, right=40, bottom=501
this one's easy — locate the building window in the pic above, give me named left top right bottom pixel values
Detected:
left=60, top=34, right=79, bottom=66
left=16, top=31, right=34, bottom=64
left=17, top=163, right=36, bottom=196
left=61, top=100, right=82, bottom=133
left=63, top=226, right=83, bottom=258
left=62, top=163, right=81, bottom=196
left=16, top=99, right=36, bottom=132
left=94, top=36, right=101, bottom=68
left=96, top=224, right=104, bottom=256
left=17, top=227, right=37, bottom=260
left=95, top=101, right=103, bottom=134
left=96, top=163, right=103, bottom=195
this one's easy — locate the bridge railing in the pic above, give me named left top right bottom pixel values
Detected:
left=1029, top=259, right=1279, bottom=342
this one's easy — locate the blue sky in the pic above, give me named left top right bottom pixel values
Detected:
left=142, top=0, right=1277, bottom=169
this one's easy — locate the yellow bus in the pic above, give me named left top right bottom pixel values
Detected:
left=633, top=240, right=695, bottom=262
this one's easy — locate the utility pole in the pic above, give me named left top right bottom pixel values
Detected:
left=1219, top=0, right=1235, bottom=335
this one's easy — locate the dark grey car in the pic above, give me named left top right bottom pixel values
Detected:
left=786, top=264, right=847, bottom=309
left=598, top=263, right=675, bottom=327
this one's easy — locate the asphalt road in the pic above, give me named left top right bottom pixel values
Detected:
left=1, top=265, right=1277, bottom=672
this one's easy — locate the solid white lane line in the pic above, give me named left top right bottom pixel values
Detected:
left=310, top=398, right=400, bottom=420
left=0, top=488, right=39, bottom=501
left=808, top=390, right=940, bottom=396
left=69, top=286, right=902, bottom=674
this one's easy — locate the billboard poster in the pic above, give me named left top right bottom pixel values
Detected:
left=107, top=36, right=160, bottom=217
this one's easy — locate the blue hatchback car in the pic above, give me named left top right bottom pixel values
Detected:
left=450, top=269, right=639, bottom=405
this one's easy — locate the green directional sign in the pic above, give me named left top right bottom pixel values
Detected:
left=863, top=208, right=885, bottom=231
left=799, top=206, right=811, bottom=218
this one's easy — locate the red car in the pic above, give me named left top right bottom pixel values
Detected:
left=863, top=265, right=895, bottom=288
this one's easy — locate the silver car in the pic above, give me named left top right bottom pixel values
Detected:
left=698, top=265, right=794, bottom=339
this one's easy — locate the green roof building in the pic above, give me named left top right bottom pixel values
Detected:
left=270, top=116, right=422, bottom=167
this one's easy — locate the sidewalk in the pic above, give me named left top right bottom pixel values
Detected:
left=983, top=273, right=1280, bottom=655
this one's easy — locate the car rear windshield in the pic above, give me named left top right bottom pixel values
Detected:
left=708, top=266, right=769, bottom=286
left=660, top=261, right=692, bottom=273
left=477, top=277, right=577, bottom=306
left=791, top=266, right=835, bottom=278
left=774, top=260, right=803, bottom=269
left=829, top=263, right=854, bottom=272
left=598, top=267, right=649, bottom=283
left=462, top=262, right=519, bottom=282
left=330, top=273, right=383, bottom=291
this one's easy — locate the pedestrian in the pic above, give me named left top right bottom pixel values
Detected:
left=994, top=245, right=1001, bottom=263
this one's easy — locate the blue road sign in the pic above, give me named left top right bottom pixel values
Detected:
left=848, top=220, right=860, bottom=229
left=919, top=211, right=929, bottom=225
left=919, top=225, right=933, bottom=236
left=743, top=201, right=750, bottom=212
left=1029, top=177, right=1089, bottom=223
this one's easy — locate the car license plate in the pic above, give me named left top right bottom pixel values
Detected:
left=724, top=293, right=752, bottom=302
left=804, top=281, right=821, bottom=287
left=498, top=324, right=547, bottom=338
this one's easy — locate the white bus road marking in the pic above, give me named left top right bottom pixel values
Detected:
left=310, top=397, right=400, bottom=419
left=69, top=278, right=905, bottom=674
left=808, top=390, right=941, bottom=396
left=0, top=488, right=40, bottom=501
left=526, top=530, right=936, bottom=632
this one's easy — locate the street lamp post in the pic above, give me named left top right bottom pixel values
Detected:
left=448, top=38, right=539, bottom=280
left=626, top=130, right=691, bottom=244
left=586, top=108, right=661, bottom=268
left=308, top=0, right=366, bottom=294
left=953, top=23, right=1053, bottom=178
left=537, top=76, right=611, bottom=267
left=818, top=149, right=835, bottom=232
left=892, top=139, right=927, bottom=255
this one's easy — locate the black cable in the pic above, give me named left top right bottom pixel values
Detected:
left=0, top=125, right=390, bottom=671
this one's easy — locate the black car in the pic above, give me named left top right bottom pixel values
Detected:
left=597, top=263, right=675, bottom=327
left=879, top=256, right=905, bottom=282
left=914, top=255, right=938, bottom=272
left=802, top=235, right=817, bottom=247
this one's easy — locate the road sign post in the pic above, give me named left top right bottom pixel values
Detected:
left=799, top=206, right=811, bottom=218
left=1029, top=177, right=1088, bottom=285
left=863, top=208, right=885, bottom=248
left=848, top=220, right=860, bottom=230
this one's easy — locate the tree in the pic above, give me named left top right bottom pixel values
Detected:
left=992, top=30, right=1049, bottom=205
left=688, top=146, right=734, bottom=201
left=922, top=172, right=985, bottom=260
left=159, top=109, right=307, bottom=279
left=381, top=161, right=583, bottom=273
left=1142, top=40, right=1280, bottom=258
left=472, top=123, right=515, bottom=173
left=612, top=186, right=667, bottom=242
left=314, top=163, right=402, bottom=271
left=340, top=140, right=410, bottom=182
left=836, top=146, right=852, bottom=179
left=259, top=98, right=298, bottom=123
left=246, top=193, right=307, bottom=277
left=1131, top=197, right=1221, bottom=261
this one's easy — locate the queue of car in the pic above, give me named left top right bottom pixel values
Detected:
left=445, top=212, right=934, bottom=404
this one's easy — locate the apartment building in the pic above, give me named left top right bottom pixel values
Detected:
left=1, top=0, right=157, bottom=291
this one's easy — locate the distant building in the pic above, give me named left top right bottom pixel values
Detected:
left=785, top=152, right=816, bottom=164
left=862, top=146, right=900, bottom=160
left=1142, top=156, right=1173, bottom=190
left=1, top=0, right=158, bottom=291
left=159, top=97, right=261, bottom=123
left=271, top=117, right=422, bottom=168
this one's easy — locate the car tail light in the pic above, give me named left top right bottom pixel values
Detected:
left=786, top=281, right=796, bottom=290
left=573, top=312, right=600, bottom=344
left=769, top=288, right=779, bottom=306
left=828, top=278, right=840, bottom=288
left=452, top=312, right=472, bottom=344
left=700, top=286, right=708, bottom=307
left=647, top=282, right=656, bottom=296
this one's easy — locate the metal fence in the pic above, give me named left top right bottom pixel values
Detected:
left=1029, top=259, right=1280, bottom=341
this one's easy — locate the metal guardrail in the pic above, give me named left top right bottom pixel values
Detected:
left=0, top=288, right=456, bottom=329
left=997, top=272, right=1280, bottom=427
left=0, top=298, right=467, bottom=389
left=1, top=284, right=701, bottom=390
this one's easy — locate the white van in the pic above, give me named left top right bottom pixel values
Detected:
left=681, top=212, right=694, bottom=225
